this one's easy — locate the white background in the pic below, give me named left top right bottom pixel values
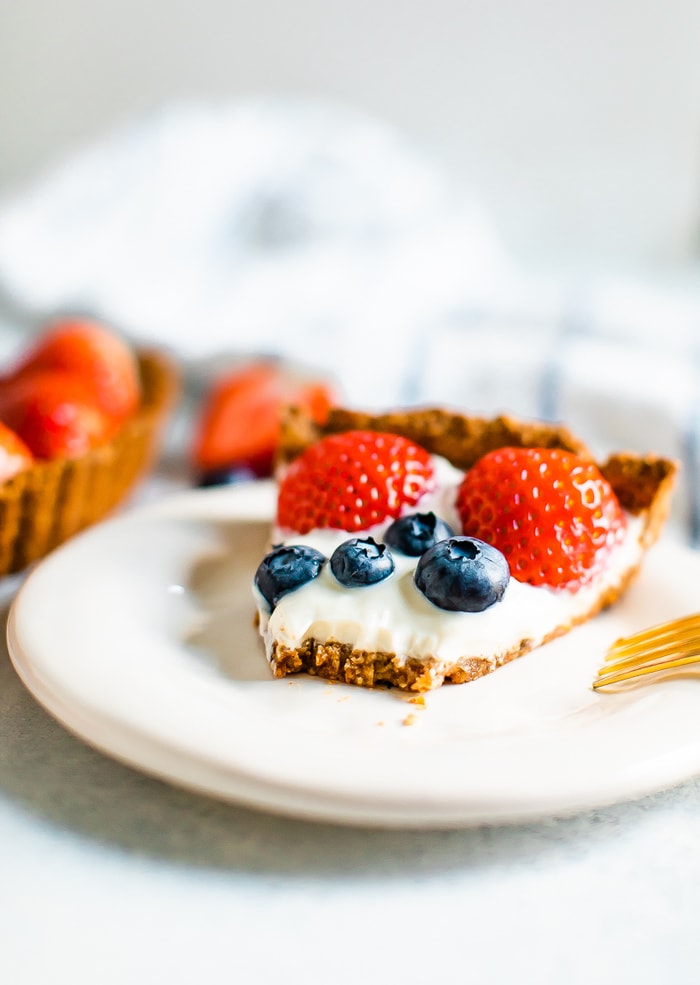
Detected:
left=2, top=0, right=700, bottom=269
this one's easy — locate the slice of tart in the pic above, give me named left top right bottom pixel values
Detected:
left=252, top=406, right=677, bottom=692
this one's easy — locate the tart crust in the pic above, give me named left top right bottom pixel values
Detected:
left=263, top=406, right=678, bottom=691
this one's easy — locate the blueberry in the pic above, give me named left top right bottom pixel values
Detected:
left=255, top=544, right=326, bottom=608
left=196, top=465, right=258, bottom=487
left=330, top=537, right=395, bottom=587
left=383, top=511, right=454, bottom=556
left=414, top=536, right=509, bottom=612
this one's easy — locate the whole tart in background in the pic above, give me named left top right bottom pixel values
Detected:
left=0, top=347, right=179, bottom=576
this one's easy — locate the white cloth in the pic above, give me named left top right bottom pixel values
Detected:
left=0, top=98, right=504, bottom=365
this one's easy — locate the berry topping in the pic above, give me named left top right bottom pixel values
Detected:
left=384, top=511, right=454, bottom=556
left=330, top=537, right=395, bottom=587
left=8, top=318, right=141, bottom=424
left=414, top=536, right=510, bottom=612
left=192, top=360, right=335, bottom=478
left=254, top=544, right=326, bottom=609
left=456, top=447, right=626, bottom=590
left=277, top=430, right=435, bottom=534
left=196, top=464, right=258, bottom=487
left=0, top=370, right=114, bottom=459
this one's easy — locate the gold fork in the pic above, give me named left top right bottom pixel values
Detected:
left=592, top=613, right=700, bottom=690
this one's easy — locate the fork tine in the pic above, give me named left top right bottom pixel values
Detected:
left=605, top=614, right=700, bottom=659
left=593, top=652, right=700, bottom=689
left=603, top=633, right=700, bottom=669
left=593, top=613, right=700, bottom=690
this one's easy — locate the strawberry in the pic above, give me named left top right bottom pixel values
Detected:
left=8, top=318, right=141, bottom=424
left=0, top=370, right=114, bottom=460
left=455, top=446, right=626, bottom=590
left=192, top=361, right=335, bottom=478
left=0, top=420, right=34, bottom=481
left=277, top=430, right=435, bottom=534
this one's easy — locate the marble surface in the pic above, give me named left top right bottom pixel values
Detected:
left=3, top=523, right=700, bottom=985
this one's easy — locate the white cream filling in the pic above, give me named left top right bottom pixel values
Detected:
left=254, top=456, right=646, bottom=667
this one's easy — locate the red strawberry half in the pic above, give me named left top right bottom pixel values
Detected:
left=192, top=361, right=335, bottom=478
left=456, top=446, right=626, bottom=590
left=8, top=318, right=141, bottom=425
left=0, top=370, right=114, bottom=460
left=277, top=430, right=436, bottom=534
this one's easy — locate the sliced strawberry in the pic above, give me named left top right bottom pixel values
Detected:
left=192, top=361, right=335, bottom=477
left=8, top=318, right=141, bottom=424
left=0, top=370, right=114, bottom=460
left=277, top=430, right=435, bottom=534
left=0, top=420, right=34, bottom=481
left=456, top=446, right=627, bottom=590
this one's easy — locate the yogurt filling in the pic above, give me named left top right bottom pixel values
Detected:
left=254, top=456, right=645, bottom=665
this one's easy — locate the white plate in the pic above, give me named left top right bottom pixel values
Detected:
left=7, top=482, right=700, bottom=827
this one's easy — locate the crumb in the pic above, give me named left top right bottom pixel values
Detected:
left=376, top=721, right=385, bottom=727
left=408, top=695, right=426, bottom=707
left=402, top=713, right=418, bottom=727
